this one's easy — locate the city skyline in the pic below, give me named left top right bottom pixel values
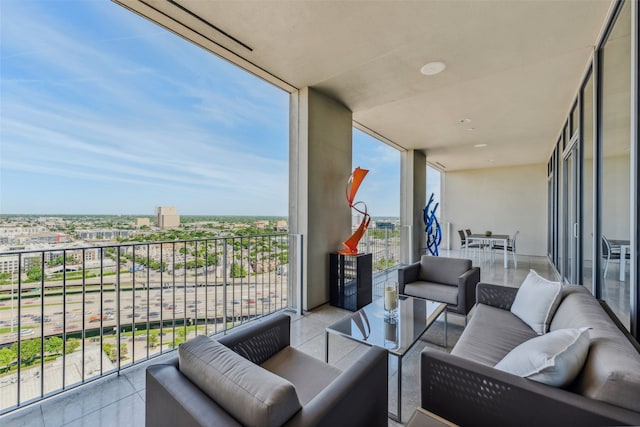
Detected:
left=0, top=1, right=404, bottom=218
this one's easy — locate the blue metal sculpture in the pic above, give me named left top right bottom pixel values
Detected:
left=424, top=193, right=442, bottom=256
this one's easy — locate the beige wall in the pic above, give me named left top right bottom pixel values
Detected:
left=290, top=87, right=352, bottom=310
left=443, top=163, right=547, bottom=256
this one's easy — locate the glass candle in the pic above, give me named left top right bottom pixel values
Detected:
left=384, top=281, right=398, bottom=317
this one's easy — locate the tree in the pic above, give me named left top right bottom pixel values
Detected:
left=45, top=336, right=63, bottom=355
left=65, top=338, right=81, bottom=354
left=11, top=338, right=41, bottom=365
left=230, top=262, right=247, bottom=278
left=102, top=343, right=117, bottom=363
left=148, top=334, right=159, bottom=348
left=27, top=266, right=43, bottom=282
left=120, top=343, right=128, bottom=359
left=102, top=342, right=128, bottom=361
left=0, top=347, right=16, bottom=372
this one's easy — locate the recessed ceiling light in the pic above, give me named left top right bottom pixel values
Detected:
left=420, top=61, right=446, bottom=76
left=474, top=143, right=487, bottom=148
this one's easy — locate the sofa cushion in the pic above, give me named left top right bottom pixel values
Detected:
left=418, top=256, right=472, bottom=286
left=494, top=327, right=590, bottom=387
left=452, top=303, right=538, bottom=366
left=510, top=269, right=563, bottom=334
left=403, top=282, right=458, bottom=305
left=178, top=335, right=302, bottom=427
left=261, top=346, right=342, bottom=404
left=550, top=285, right=640, bottom=413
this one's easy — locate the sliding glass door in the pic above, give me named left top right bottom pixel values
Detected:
left=563, top=135, right=580, bottom=284
left=582, top=71, right=595, bottom=294
left=599, top=0, right=631, bottom=328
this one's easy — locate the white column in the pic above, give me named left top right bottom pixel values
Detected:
left=400, top=150, right=427, bottom=264
left=290, top=87, right=353, bottom=310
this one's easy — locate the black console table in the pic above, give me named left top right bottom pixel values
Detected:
left=329, top=252, right=372, bottom=311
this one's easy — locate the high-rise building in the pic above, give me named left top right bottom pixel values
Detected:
left=156, top=206, right=180, bottom=229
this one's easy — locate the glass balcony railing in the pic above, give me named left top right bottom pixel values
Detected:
left=0, top=234, right=296, bottom=414
left=357, top=227, right=401, bottom=298
left=357, top=227, right=400, bottom=271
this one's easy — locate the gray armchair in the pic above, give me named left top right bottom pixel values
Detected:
left=146, top=314, right=388, bottom=427
left=397, top=256, right=480, bottom=316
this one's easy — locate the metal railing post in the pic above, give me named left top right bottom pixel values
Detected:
left=385, top=228, right=390, bottom=269
left=297, top=234, right=304, bottom=315
left=116, top=249, right=121, bottom=371
left=222, top=239, right=228, bottom=331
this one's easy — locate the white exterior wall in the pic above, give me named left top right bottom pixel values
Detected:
left=443, top=163, right=547, bottom=256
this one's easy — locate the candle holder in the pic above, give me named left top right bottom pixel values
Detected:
left=384, top=315, right=398, bottom=344
left=384, top=281, right=398, bottom=319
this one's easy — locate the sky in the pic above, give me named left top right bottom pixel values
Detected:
left=0, top=1, right=406, bottom=217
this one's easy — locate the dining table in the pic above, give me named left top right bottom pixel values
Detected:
left=465, top=234, right=511, bottom=268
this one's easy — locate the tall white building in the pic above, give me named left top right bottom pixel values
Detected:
left=156, top=206, right=180, bottom=229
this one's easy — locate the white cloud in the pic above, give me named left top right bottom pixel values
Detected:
left=0, top=1, right=289, bottom=215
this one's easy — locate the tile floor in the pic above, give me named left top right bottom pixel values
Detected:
left=0, top=251, right=558, bottom=427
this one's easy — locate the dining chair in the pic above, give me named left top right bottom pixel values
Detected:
left=458, top=229, right=467, bottom=248
left=601, top=235, right=628, bottom=278
left=491, top=230, right=519, bottom=268
left=459, top=229, right=485, bottom=260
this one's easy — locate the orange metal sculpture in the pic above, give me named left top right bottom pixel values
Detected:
left=339, top=167, right=371, bottom=255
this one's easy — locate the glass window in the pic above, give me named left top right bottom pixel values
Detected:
left=352, top=129, right=400, bottom=271
left=582, top=72, right=594, bottom=294
left=600, top=0, right=631, bottom=329
left=427, top=165, right=442, bottom=211
left=0, top=1, right=289, bottom=216
left=570, top=104, right=578, bottom=137
left=0, top=0, right=290, bottom=409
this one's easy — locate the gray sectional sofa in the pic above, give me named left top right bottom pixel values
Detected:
left=421, top=282, right=640, bottom=426
left=146, top=314, right=388, bottom=427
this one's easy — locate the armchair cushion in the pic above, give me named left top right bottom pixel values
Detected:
left=403, top=282, right=458, bottom=305
left=418, top=256, right=473, bottom=286
left=179, top=335, right=302, bottom=427
left=261, top=347, right=342, bottom=405
left=451, top=303, right=537, bottom=366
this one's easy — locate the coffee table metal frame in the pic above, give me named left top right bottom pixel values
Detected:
left=324, top=296, right=447, bottom=422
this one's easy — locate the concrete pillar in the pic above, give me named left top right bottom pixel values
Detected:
left=400, top=150, right=426, bottom=264
left=290, top=87, right=352, bottom=310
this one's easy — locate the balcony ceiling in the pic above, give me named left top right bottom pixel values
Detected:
left=115, top=0, right=614, bottom=171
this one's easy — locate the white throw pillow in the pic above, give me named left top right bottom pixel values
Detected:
left=510, top=269, right=563, bottom=334
left=494, top=327, right=590, bottom=387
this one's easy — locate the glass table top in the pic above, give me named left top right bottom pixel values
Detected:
left=326, top=296, right=446, bottom=357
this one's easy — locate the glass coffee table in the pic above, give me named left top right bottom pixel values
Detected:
left=325, top=295, right=447, bottom=422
